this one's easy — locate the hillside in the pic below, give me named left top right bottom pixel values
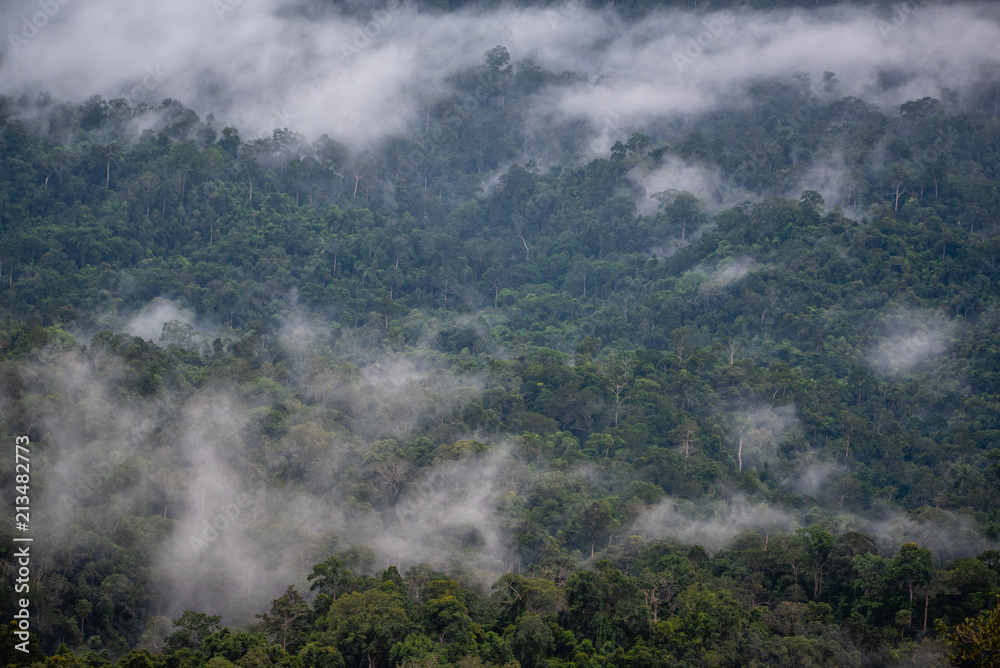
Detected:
left=2, top=4, right=1000, bottom=666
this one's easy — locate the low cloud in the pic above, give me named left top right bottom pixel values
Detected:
left=629, top=157, right=723, bottom=215
left=123, top=298, right=197, bottom=344
left=315, top=355, right=485, bottom=440
left=2, top=1, right=998, bottom=152
left=635, top=495, right=799, bottom=552
left=866, top=308, right=957, bottom=376
left=863, top=505, right=996, bottom=562
left=713, top=255, right=758, bottom=286
left=730, top=404, right=801, bottom=469
left=634, top=493, right=997, bottom=561
left=785, top=458, right=838, bottom=499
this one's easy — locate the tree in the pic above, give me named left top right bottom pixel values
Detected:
left=797, top=524, right=834, bottom=598
left=639, top=568, right=685, bottom=625
left=256, top=585, right=310, bottom=652
left=484, top=46, right=513, bottom=107
left=669, top=419, right=700, bottom=462
left=118, top=649, right=160, bottom=668
left=201, top=629, right=270, bottom=663
left=308, top=557, right=356, bottom=614
left=915, top=570, right=954, bottom=633
left=485, top=46, right=512, bottom=74
left=337, top=545, right=377, bottom=576
left=653, top=189, right=703, bottom=242
left=583, top=498, right=616, bottom=557
left=653, top=582, right=746, bottom=664
left=824, top=531, right=879, bottom=606
left=799, top=189, right=825, bottom=213
left=77, top=599, right=93, bottom=637
left=565, top=562, right=648, bottom=646
left=625, top=133, right=651, bottom=158
left=511, top=611, right=553, bottom=668
left=892, top=543, right=933, bottom=606
left=938, top=597, right=1000, bottom=667
left=884, top=161, right=918, bottom=213
left=298, top=642, right=345, bottom=668
left=423, top=594, right=472, bottom=647
left=164, top=610, right=221, bottom=653
left=326, top=587, right=411, bottom=668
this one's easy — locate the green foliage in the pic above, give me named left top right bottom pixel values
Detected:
left=511, top=611, right=553, bottom=668
left=2, top=10, right=1000, bottom=667
left=297, top=642, right=344, bottom=668
left=325, top=588, right=411, bottom=667
left=165, top=611, right=221, bottom=653
left=938, top=598, right=1000, bottom=667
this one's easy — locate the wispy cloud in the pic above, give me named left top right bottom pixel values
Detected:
left=866, top=307, right=957, bottom=376
left=2, top=1, right=997, bottom=149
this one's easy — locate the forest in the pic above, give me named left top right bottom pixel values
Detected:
left=2, top=0, right=1000, bottom=666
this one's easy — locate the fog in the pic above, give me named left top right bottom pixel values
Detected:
left=16, top=333, right=512, bottom=622
left=629, top=158, right=723, bottom=215
left=123, top=298, right=198, bottom=345
left=4, top=0, right=1000, bottom=633
left=866, top=307, right=958, bottom=376
left=712, top=255, right=758, bottom=286
left=634, top=492, right=996, bottom=561
left=730, top=404, right=801, bottom=470
left=2, top=0, right=999, bottom=152
left=635, top=494, right=799, bottom=552
left=11, top=330, right=996, bottom=626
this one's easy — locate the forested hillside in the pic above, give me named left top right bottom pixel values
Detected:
left=2, top=4, right=1000, bottom=666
